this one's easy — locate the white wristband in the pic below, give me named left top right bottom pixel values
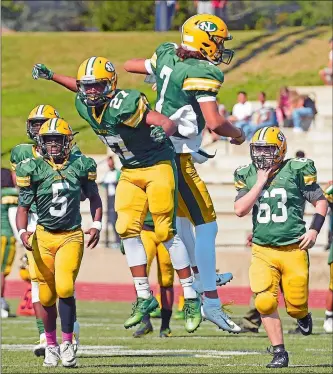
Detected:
left=92, top=221, right=102, bottom=231
left=18, top=229, right=27, bottom=238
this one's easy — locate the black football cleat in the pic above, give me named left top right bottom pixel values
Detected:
left=297, top=313, right=312, bottom=336
left=266, top=347, right=289, bottom=369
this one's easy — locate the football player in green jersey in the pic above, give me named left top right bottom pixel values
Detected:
left=11, top=104, right=81, bottom=357
left=1, top=168, right=18, bottom=318
left=234, top=126, right=328, bottom=368
left=16, top=118, right=103, bottom=368
left=124, top=13, right=243, bottom=332
left=323, top=181, right=333, bottom=333
left=32, top=58, right=202, bottom=333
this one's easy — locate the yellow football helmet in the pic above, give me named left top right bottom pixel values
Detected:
left=250, top=127, right=287, bottom=169
left=76, top=56, right=117, bottom=107
left=26, top=104, right=60, bottom=141
left=181, top=14, right=234, bottom=65
left=38, top=118, right=74, bottom=162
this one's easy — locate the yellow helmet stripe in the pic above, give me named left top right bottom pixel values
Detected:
left=36, top=105, right=45, bottom=116
left=258, top=127, right=269, bottom=141
left=85, top=56, right=97, bottom=75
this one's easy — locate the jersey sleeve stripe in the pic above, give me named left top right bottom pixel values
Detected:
left=10, top=162, right=16, bottom=171
left=123, top=96, right=147, bottom=128
left=150, top=53, right=157, bottom=68
left=145, top=59, right=154, bottom=75
left=16, top=176, right=31, bottom=187
left=304, top=175, right=317, bottom=185
left=196, top=96, right=217, bottom=102
left=88, top=172, right=97, bottom=180
left=235, top=180, right=246, bottom=190
left=183, top=78, right=221, bottom=91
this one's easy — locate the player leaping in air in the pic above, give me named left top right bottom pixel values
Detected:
left=123, top=14, right=244, bottom=332
left=32, top=57, right=203, bottom=333
left=234, top=127, right=328, bottom=368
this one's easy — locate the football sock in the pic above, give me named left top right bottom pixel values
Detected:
left=156, top=293, right=161, bottom=308
left=195, top=221, right=218, bottom=292
left=325, top=310, right=333, bottom=318
left=164, top=234, right=190, bottom=270
left=194, top=273, right=201, bottom=282
left=161, top=308, right=172, bottom=330
left=203, top=296, right=220, bottom=307
left=45, top=330, right=57, bottom=347
left=133, top=277, right=151, bottom=299
left=62, top=332, right=73, bottom=344
left=179, top=276, right=197, bottom=299
left=58, top=297, right=75, bottom=333
left=36, top=318, right=45, bottom=335
left=178, top=295, right=185, bottom=311
left=142, top=314, right=151, bottom=323
left=176, top=217, right=196, bottom=267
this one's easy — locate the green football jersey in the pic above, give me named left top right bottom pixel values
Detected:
left=143, top=211, right=154, bottom=229
left=234, top=158, right=319, bottom=247
left=16, top=153, right=97, bottom=232
left=75, top=89, right=174, bottom=168
left=1, top=187, right=18, bottom=237
left=148, top=42, right=224, bottom=137
left=10, top=143, right=82, bottom=214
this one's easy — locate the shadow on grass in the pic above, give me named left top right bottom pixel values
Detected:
left=276, top=29, right=328, bottom=55
left=78, top=362, right=208, bottom=369
left=224, top=28, right=308, bottom=74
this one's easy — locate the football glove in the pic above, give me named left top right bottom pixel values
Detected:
left=120, top=240, right=125, bottom=255
left=150, top=126, right=167, bottom=143
left=32, top=63, right=54, bottom=80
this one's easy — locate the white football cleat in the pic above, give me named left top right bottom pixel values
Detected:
left=43, top=345, right=60, bottom=367
left=33, top=333, right=47, bottom=357
left=323, top=317, right=333, bottom=333
left=73, top=321, right=80, bottom=353
left=60, top=341, right=77, bottom=368
left=202, top=303, right=241, bottom=333
left=216, top=272, right=233, bottom=287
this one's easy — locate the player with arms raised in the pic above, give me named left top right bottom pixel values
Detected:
left=32, top=58, right=202, bottom=334
left=234, top=127, right=328, bottom=368
left=16, top=119, right=103, bottom=368
left=124, top=14, right=244, bottom=332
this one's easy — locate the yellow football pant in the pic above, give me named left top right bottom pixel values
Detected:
left=250, top=243, right=309, bottom=319
left=175, top=154, right=216, bottom=226
left=329, top=263, right=333, bottom=292
left=115, top=161, right=176, bottom=242
left=1, top=236, right=16, bottom=277
left=141, top=229, right=174, bottom=288
left=26, top=250, right=37, bottom=282
left=32, top=225, right=84, bottom=307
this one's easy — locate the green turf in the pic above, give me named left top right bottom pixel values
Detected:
left=1, top=300, right=332, bottom=373
left=2, top=27, right=331, bottom=167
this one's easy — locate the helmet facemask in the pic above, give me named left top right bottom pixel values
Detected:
left=250, top=143, right=281, bottom=170
left=27, top=118, right=48, bottom=141
left=202, top=35, right=234, bottom=65
left=77, top=76, right=116, bottom=107
left=38, top=134, right=71, bottom=164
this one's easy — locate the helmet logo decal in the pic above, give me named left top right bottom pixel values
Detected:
left=198, top=21, right=218, bottom=32
left=54, top=109, right=60, bottom=118
left=105, top=61, right=115, bottom=72
left=277, top=132, right=285, bottom=141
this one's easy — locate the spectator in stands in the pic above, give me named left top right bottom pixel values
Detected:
left=291, top=94, right=316, bottom=133
left=212, top=0, right=228, bottom=19
left=228, top=91, right=253, bottom=139
left=155, top=1, right=177, bottom=31
left=319, top=37, right=333, bottom=86
left=102, top=156, right=121, bottom=248
left=276, top=86, right=291, bottom=126
left=295, top=150, right=305, bottom=158
left=245, top=92, right=278, bottom=141
left=195, top=0, right=214, bottom=15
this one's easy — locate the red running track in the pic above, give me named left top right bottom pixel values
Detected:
left=5, top=280, right=327, bottom=308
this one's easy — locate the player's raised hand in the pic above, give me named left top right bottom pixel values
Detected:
left=230, top=128, right=246, bottom=145
left=32, top=63, right=54, bottom=80
left=299, top=229, right=318, bottom=250
left=85, top=228, right=100, bottom=249
left=256, top=167, right=272, bottom=186
left=20, top=231, right=33, bottom=251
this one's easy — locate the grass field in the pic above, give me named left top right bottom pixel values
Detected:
left=2, top=27, right=331, bottom=166
left=1, top=299, right=332, bottom=373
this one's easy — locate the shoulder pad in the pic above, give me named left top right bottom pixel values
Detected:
left=234, top=164, right=252, bottom=176
left=156, top=42, right=178, bottom=57
left=77, top=155, right=97, bottom=180
left=15, top=158, right=38, bottom=187
left=71, top=144, right=82, bottom=156
left=289, top=158, right=315, bottom=170
left=187, top=62, right=224, bottom=83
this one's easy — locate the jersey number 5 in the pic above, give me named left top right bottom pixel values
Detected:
left=155, top=65, right=173, bottom=113
left=50, top=181, right=69, bottom=217
left=257, top=188, right=288, bottom=224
